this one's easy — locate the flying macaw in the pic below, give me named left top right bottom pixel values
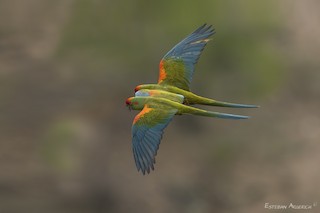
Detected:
left=135, top=24, right=258, bottom=108
left=126, top=95, right=249, bottom=174
left=127, top=24, right=258, bottom=175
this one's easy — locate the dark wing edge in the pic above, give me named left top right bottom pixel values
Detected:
left=131, top=106, right=177, bottom=175
left=158, top=24, right=215, bottom=90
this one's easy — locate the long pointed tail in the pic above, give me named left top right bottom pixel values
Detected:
left=181, top=105, right=249, bottom=120
left=190, top=94, right=258, bottom=108
left=206, top=100, right=259, bottom=108
left=207, top=111, right=250, bottom=119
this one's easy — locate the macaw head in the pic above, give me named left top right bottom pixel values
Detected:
left=134, top=84, right=160, bottom=92
left=126, top=97, right=147, bottom=111
left=134, top=85, right=142, bottom=92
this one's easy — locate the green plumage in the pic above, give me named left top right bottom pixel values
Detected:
left=160, top=59, right=190, bottom=91
left=127, top=24, right=258, bottom=174
left=128, top=96, right=249, bottom=119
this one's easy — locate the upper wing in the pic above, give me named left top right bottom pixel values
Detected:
left=158, top=24, right=215, bottom=91
left=131, top=104, right=177, bottom=175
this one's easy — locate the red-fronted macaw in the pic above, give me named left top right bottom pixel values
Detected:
left=135, top=24, right=258, bottom=108
left=127, top=24, right=258, bottom=175
left=126, top=96, right=249, bottom=174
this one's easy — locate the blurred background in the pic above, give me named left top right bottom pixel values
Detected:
left=0, top=0, right=319, bottom=212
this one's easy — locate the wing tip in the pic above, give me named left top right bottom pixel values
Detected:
left=195, top=23, right=215, bottom=36
left=133, top=141, right=157, bottom=175
left=138, top=162, right=155, bottom=175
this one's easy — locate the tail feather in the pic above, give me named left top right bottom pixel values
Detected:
left=207, top=111, right=249, bottom=119
left=181, top=104, right=249, bottom=120
left=208, top=100, right=259, bottom=108
left=201, top=98, right=259, bottom=108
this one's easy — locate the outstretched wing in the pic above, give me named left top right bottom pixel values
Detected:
left=158, top=24, right=215, bottom=91
left=132, top=104, right=177, bottom=174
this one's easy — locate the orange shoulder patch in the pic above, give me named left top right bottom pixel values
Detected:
left=158, top=60, right=167, bottom=83
left=133, top=106, right=152, bottom=124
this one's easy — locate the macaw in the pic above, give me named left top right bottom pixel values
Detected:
left=127, top=24, right=258, bottom=175
left=126, top=95, right=249, bottom=174
left=135, top=24, right=258, bottom=108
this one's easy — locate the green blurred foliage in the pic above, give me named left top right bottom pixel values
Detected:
left=57, top=0, right=285, bottom=98
left=41, top=119, right=79, bottom=172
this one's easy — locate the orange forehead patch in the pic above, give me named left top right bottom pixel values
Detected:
left=133, top=106, right=152, bottom=124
